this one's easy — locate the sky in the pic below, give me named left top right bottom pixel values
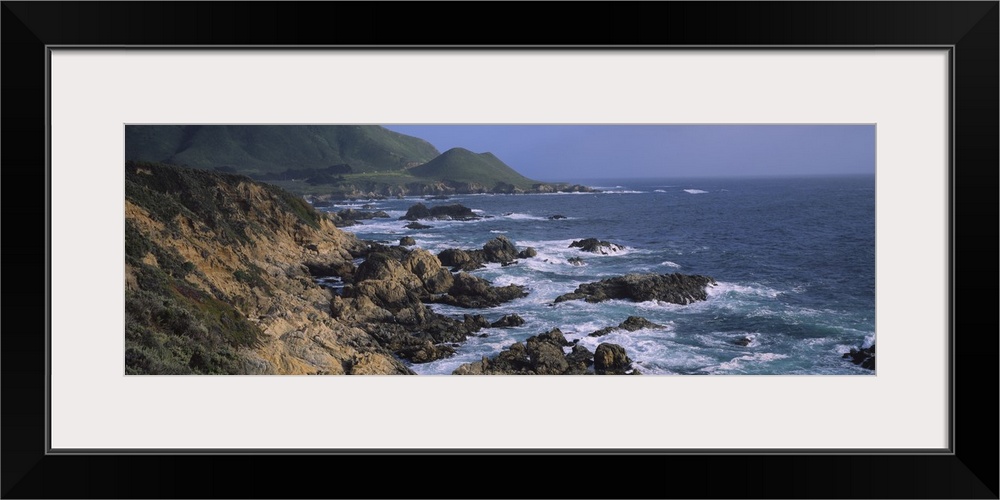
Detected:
left=382, top=125, right=875, bottom=182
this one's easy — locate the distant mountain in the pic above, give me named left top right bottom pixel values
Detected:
left=125, top=125, right=441, bottom=176
left=409, top=147, right=540, bottom=188
left=125, top=125, right=596, bottom=198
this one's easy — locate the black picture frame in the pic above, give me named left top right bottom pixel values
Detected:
left=3, top=2, right=996, bottom=498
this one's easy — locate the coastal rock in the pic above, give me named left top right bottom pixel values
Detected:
left=588, top=326, right=617, bottom=338
left=620, top=316, right=665, bottom=331
left=588, top=316, right=666, bottom=337
left=464, top=314, right=491, bottom=331
left=734, top=335, right=754, bottom=347
left=565, top=344, right=594, bottom=370
left=400, top=203, right=479, bottom=221
left=354, top=242, right=409, bottom=261
left=430, top=272, right=528, bottom=308
left=569, top=238, right=626, bottom=255
left=517, top=247, right=537, bottom=259
left=594, top=343, right=633, bottom=375
left=338, top=208, right=390, bottom=220
left=530, top=327, right=572, bottom=347
left=338, top=249, right=491, bottom=346
left=354, top=253, right=415, bottom=284
left=491, top=182, right=525, bottom=194
left=558, top=184, right=598, bottom=193
left=437, top=248, right=477, bottom=272
left=326, top=214, right=359, bottom=227
left=303, top=260, right=356, bottom=283
left=527, top=340, right=569, bottom=374
left=842, top=343, right=875, bottom=370
left=328, top=209, right=391, bottom=227
left=452, top=329, right=626, bottom=375
left=405, top=222, right=433, bottom=230
left=393, top=338, right=457, bottom=364
left=401, top=249, right=454, bottom=294
left=400, top=203, right=431, bottom=220
left=554, top=273, right=716, bottom=305
left=438, top=236, right=533, bottom=271
left=482, top=235, right=519, bottom=264
left=319, top=181, right=587, bottom=199
left=349, top=280, right=423, bottom=318
left=491, top=314, right=525, bottom=328
left=548, top=214, right=567, bottom=220
left=567, top=257, right=585, bottom=266
left=399, top=236, right=416, bottom=247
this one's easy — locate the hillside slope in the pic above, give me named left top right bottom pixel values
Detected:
left=409, top=147, right=540, bottom=189
left=125, top=125, right=441, bottom=176
left=124, top=161, right=412, bottom=374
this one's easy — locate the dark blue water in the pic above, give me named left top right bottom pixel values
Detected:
left=326, top=175, right=875, bottom=375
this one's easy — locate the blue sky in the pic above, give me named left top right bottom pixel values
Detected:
left=383, top=125, right=875, bottom=182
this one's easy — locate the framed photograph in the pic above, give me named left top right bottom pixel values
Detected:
left=4, top=2, right=996, bottom=498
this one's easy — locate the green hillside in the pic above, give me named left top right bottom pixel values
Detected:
left=125, top=125, right=441, bottom=176
left=409, top=147, right=540, bottom=188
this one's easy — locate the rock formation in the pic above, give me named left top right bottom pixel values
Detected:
left=569, top=238, right=626, bottom=255
left=437, top=236, right=535, bottom=271
left=554, top=273, right=716, bottom=305
left=589, top=316, right=666, bottom=337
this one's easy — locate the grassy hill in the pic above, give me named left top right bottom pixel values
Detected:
left=409, top=147, right=540, bottom=188
left=125, top=125, right=441, bottom=176
left=125, top=125, right=582, bottom=197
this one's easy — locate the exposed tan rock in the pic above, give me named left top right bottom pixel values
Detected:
left=125, top=163, right=411, bottom=375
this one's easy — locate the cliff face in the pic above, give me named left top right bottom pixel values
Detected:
left=124, top=161, right=412, bottom=374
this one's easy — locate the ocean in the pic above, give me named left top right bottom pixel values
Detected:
left=324, top=175, right=876, bottom=375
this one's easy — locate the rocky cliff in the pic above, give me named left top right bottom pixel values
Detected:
left=125, top=161, right=412, bottom=374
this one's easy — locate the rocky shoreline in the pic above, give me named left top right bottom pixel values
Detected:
left=306, top=181, right=598, bottom=202
left=125, top=166, right=868, bottom=375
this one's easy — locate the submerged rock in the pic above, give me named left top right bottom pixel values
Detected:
left=554, top=273, right=716, bottom=305
left=569, top=238, right=625, bottom=254
left=548, top=214, right=567, bottom=220
left=619, top=316, right=664, bottom=331
left=399, top=236, right=416, bottom=247
left=589, top=316, right=665, bottom=337
left=404, top=222, right=433, bottom=230
left=491, top=314, right=525, bottom=328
